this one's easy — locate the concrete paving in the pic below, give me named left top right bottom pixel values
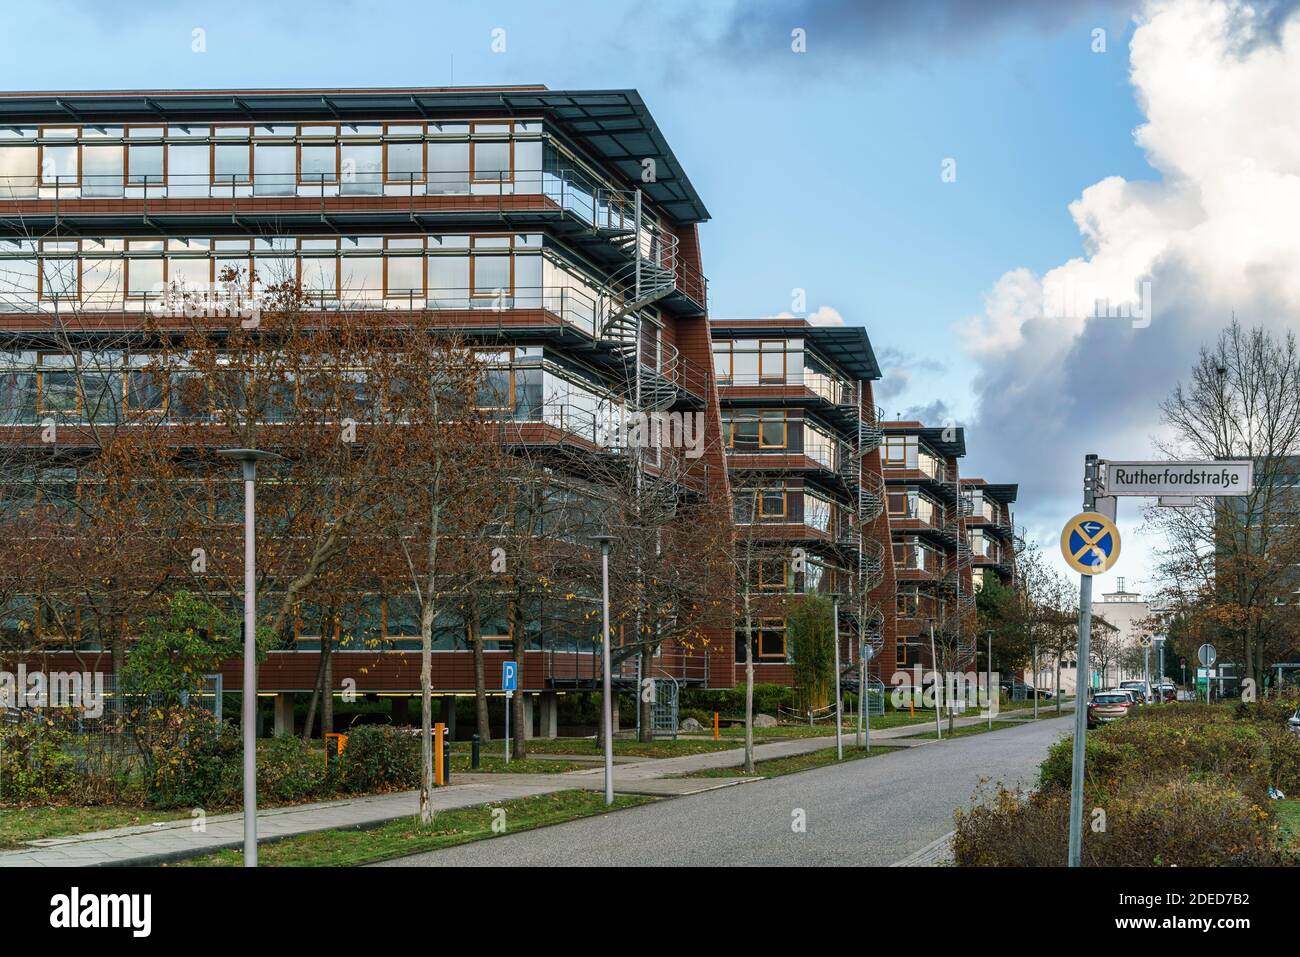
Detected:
left=375, top=714, right=1076, bottom=867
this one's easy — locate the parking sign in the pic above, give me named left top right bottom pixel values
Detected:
left=502, top=660, right=518, bottom=693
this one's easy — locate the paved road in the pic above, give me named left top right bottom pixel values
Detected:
left=377, top=714, right=1075, bottom=867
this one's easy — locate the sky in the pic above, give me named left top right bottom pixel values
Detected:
left=5, top=0, right=1298, bottom=596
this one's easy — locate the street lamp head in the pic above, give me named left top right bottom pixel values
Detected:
left=591, top=533, right=616, bottom=552
left=216, top=448, right=282, bottom=464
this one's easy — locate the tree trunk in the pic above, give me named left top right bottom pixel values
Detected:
left=510, top=600, right=527, bottom=760
left=321, top=631, right=334, bottom=736
left=419, top=596, right=434, bottom=824
left=301, top=607, right=332, bottom=741
left=744, top=594, right=755, bottom=774
left=469, top=612, right=491, bottom=742
left=1055, top=656, right=1062, bottom=715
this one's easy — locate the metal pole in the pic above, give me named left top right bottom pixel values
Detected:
left=600, top=541, right=614, bottom=805
left=833, top=598, right=843, bottom=760
left=929, top=620, right=941, bottom=740
left=241, top=460, right=257, bottom=868
left=1033, top=642, right=1039, bottom=720
left=1067, top=453, right=1099, bottom=868
left=987, top=630, right=993, bottom=729
left=504, top=692, right=510, bottom=765
left=1144, top=643, right=1150, bottom=702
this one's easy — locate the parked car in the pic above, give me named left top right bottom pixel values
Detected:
left=1088, top=692, right=1133, bottom=729
left=1155, top=683, right=1177, bottom=703
left=1104, top=688, right=1142, bottom=708
left=1120, top=680, right=1151, bottom=703
left=1288, top=708, right=1300, bottom=738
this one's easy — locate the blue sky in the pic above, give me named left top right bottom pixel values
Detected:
left=3, top=0, right=1179, bottom=587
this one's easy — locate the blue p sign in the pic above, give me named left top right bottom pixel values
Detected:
left=502, top=660, right=518, bottom=692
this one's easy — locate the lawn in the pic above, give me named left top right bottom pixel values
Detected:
left=170, top=791, right=652, bottom=867
left=897, top=720, right=1023, bottom=741
left=680, top=744, right=899, bottom=779
left=448, top=754, right=591, bottom=774
left=0, top=805, right=196, bottom=850
left=518, top=737, right=741, bottom=758
left=1272, top=799, right=1300, bottom=847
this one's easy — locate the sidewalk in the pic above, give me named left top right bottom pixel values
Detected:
left=0, top=702, right=1074, bottom=867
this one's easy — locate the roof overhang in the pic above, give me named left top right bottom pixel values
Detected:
left=710, top=319, right=881, bottom=381
left=0, top=86, right=710, bottom=225
left=882, top=422, right=966, bottom=458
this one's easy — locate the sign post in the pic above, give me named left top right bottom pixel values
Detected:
left=502, top=660, right=517, bottom=765
left=1062, top=455, right=1122, bottom=868
left=1198, top=644, right=1216, bottom=704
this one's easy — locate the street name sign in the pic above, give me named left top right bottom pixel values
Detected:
left=1060, top=511, right=1121, bottom=575
left=1101, top=460, right=1253, bottom=497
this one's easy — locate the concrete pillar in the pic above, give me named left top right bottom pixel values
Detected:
left=522, top=693, right=535, bottom=739
left=273, top=693, right=295, bottom=737
left=438, top=696, right=458, bottom=740
left=539, top=691, right=558, bottom=739
left=391, top=695, right=409, bottom=726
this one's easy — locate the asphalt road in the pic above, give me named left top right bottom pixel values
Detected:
left=376, top=714, right=1076, bottom=867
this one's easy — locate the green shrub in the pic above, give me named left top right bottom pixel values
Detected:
left=258, top=735, right=333, bottom=803
left=146, top=713, right=241, bottom=809
left=340, top=725, right=419, bottom=793
left=1234, top=694, right=1300, bottom=726
left=0, top=716, right=75, bottom=803
left=954, top=779, right=1287, bottom=867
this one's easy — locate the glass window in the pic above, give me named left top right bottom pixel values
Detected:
left=167, top=144, right=208, bottom=197
left=340, top=143, right=381, bottom=195
left=760, top=410, right=786, bottom=448
left=127, top=144, right=163, bottom=186
left=253, top=144, right=294, bottom=195
left=213, top=143, right=250, bottom=183
left=40, top=257, right=78, bottom=302
left=81, top=257, right=122, bottom=305
left=386, top=141, right=422, bottom=184
left=428, top=255, right=469, bottom=306
left=760, top=487, right=786, bottom=518
left=41, top=144, right=78, bottom=186
left=0, top=145, right=37, bottom=198
left=300, top=144, right=336, bottom=183
left=301, top=255, right=337, bottom=295
left=127, top=257, right=164, bottom=296
left=82, top=145, right=123, bottom=197
left=472, top=254, right=511, bottom=297
left=386, top=255, right=422, bottom=296
left=472, top=141, right=510, bottom=182
left=427, top=141, right=469, bottom=194
left=341, top=256, right=382, bottom=302
left=759, top=340, right=786, bottom=383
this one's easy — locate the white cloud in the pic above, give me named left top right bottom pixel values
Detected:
left=958, top=0, right=1300, bottom=580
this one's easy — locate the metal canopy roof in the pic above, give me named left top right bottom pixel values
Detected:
left=979, top=483, right=1018, bottom=504
left=0, top=86, right=710, bottom=225
left=882, top=422, right=966, bottom=458
left=710, top=320, right=882, bottom=381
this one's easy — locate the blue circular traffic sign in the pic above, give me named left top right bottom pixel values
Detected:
left=1060, top=511, right=1121, bottom=575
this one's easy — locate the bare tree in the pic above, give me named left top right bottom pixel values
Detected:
left=1150, top=320, right=1300, bottom=686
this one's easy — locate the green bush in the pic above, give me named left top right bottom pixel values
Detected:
left=954, top=779, right=1287, bottom=867
left=0, top=716, right=75, bottom=803
left=258, top=735, right=333, bottom=803
left=340, top=725, right=419, bottom=793
left=679, top=683, right=795, bottom=719
left=146, top=714, right=241, bottom=809
left=1234, top=694, right=1300, bottom=726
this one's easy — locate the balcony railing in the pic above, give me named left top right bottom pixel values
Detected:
left=715, top=370, right=858, bottom=407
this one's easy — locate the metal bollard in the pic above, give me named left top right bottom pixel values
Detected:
left=471, top=733, right=481, bottom=770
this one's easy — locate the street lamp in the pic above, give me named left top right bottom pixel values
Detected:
left=592, top=533, right=616, bottom=806
left=829, top=593, right=842, bottom=760
left=216, top=447, right=280, bottom=867
left=927, top=616, right=941, bottom=740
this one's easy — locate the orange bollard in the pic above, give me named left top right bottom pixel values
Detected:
left=713, top=711, right=719, bottom=740
left=434, top=722, right=446, bottom=787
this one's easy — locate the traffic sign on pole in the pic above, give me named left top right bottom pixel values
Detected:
left=1060, top=511, right=1121, bottom=575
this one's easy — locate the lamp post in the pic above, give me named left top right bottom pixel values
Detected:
left=592, top=533, right=616, bottom=806
left=928, top=617, right=941, bottom=740
left=216, top=448, right=280, bottom=867
left=831, top=594, right=842, bottom=760
left=986, top=630, right=993, bottom=729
